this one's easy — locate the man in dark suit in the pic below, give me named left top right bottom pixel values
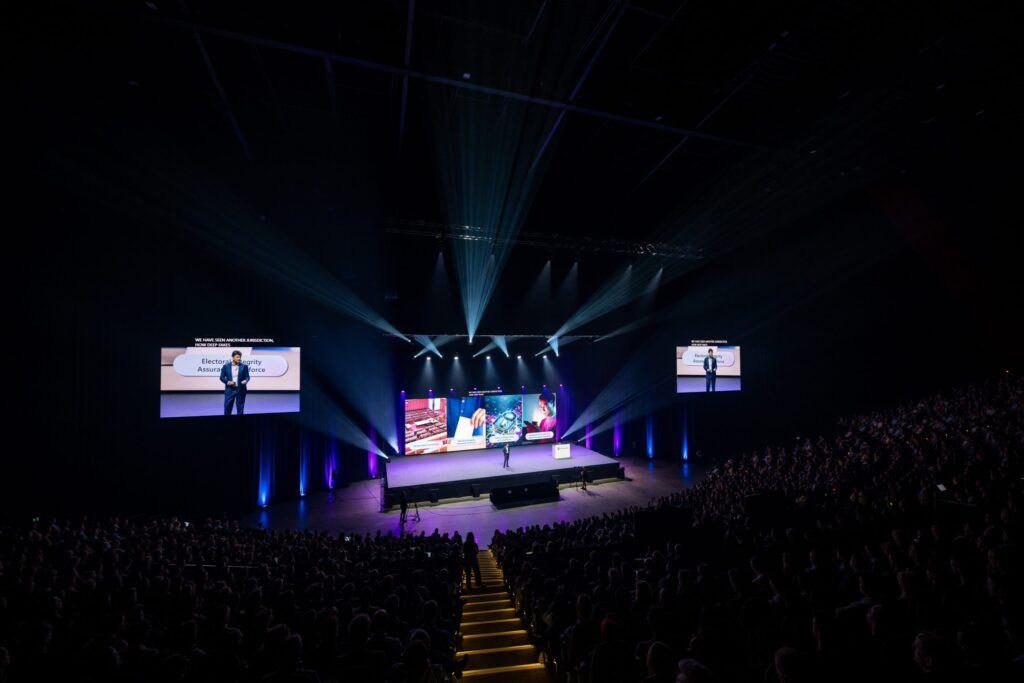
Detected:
left=502, top=442, right=511, bottom=468
left=704, top=348, right=718, bottom=392
left=219, top=350, right=250, bottom=415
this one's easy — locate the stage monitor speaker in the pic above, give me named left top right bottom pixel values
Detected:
left=616, top=466, right=626, bottom=479
left=470, top=484, right=480, bottom=498
left=429, top=488, right=440, bottom=503
left=489, top=480, right=560, bottom=509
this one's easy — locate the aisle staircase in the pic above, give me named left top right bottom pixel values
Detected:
left=457, top=548, right=550, bottom=682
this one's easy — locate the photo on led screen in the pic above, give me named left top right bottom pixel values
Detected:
left=676, top=344, right=742, bottom=393
left=403, top=398, right=447, bottom=453
left=403, top=396, right=484, bottom=454
left=403, top=392, right=556, bottom=454
left=522, top=390, right=556, bottom=441
left=485, top=394, right=523, bottom=446
left=160, top=345, right=301, bottom=418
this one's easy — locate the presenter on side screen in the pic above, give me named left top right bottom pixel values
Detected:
left=704, top=348, right=717, bottom=393
left=220, top=350, right=250, bottom=415
left=502, top=442, right=511, bottom=469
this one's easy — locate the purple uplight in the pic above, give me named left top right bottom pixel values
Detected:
left=324, top=438, right=338, bottom=489
left=367, top=427, right=378, bottom=478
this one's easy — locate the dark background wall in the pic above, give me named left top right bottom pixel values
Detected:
left=5, top=2, right=1020, bottom=521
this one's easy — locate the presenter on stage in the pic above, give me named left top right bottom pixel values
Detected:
left=220, top=350, right=250, bottom=415
left=502, top=442, right=511, bottom=468
left=704, top=348, right=717, bottom=392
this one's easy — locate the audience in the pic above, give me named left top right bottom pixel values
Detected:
left=0, top=523, right=466, bottom=682
left=0, top=375, right=1020, bottom=682
left=492, top=375, right=1023, bottom=682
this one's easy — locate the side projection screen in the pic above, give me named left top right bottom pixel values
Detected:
left=160, top=341, right=301, bottom=418
left=676, top=344, right=742, bottom=393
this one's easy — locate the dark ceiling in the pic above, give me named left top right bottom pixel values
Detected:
left=11, top=1, right=1022, bottom=339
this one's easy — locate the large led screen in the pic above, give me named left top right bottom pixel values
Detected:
left=160, top=342, right=301, bottom=417
left=676, top=344, right=742, bottom=393
left=404, top=390, right=556, bottom=454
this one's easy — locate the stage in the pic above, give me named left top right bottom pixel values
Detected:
left=382, top=444, right=622, bottom=506
left=243, top=459, right=705, bottom=538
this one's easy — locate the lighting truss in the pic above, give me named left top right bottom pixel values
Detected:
left=386, top=333, right=599, bottom=342
left=386, top=220, right=704, bottom=260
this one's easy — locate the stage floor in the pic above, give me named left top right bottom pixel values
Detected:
left=242, top=458, right=705, bottom=538
left=385, top=444, right=617, bottom=490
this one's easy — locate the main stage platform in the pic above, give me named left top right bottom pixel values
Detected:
left=382, top=444, right=622, bottom=506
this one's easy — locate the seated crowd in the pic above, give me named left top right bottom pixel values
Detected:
left=0, top=521, right=468, bottom=682
left=492, top=375, right=1023, bottom=682
left=0, top=375, right=1020, bottom=682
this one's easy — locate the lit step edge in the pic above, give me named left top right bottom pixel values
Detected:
left=459, top=617, right=521, bottom=627
left=456, top=644, right=535, bottom=656
left=461, top=629, right=528, bottom=640
left=461, top=662, right=545, bottom=677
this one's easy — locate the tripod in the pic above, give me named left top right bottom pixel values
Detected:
left=405, top=489, right=422, bottom=524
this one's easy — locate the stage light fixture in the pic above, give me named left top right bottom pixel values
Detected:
left=486, top=355, right=491, bottom=360
left=517, top=354, right=522, bottom=359
left=453, top=355, right=459, bottom=360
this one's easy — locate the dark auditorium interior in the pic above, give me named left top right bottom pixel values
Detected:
left=6, top=2, right=1023, bottom=682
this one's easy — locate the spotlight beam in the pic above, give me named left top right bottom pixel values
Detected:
left=536, top=335, right=579, bottom=357
left=413, top=335, right=458, bottom=358
left=64, top=150, right=407, bottom=340
left=492, top=335, right=509, bottom=357
left=552, top=257, right=700, bottom=341
left=413, top=335, right=442, bottom=358
left=472, top=339, right=498, bottom=358
left=151, top=16, right=759, bottom=149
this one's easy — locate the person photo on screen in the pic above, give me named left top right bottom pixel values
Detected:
left=220, top=350, right=250, bottom=415
left=536, top=389, right=556, bottom=432
left=704, top=348, right=717, bottom=392
left=525, top=389, right=557, bottom=435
